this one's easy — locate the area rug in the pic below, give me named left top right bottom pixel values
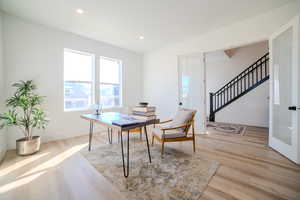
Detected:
left=207, top=121, right=246, bottom=134
left=81, top=141, right=219, bottom=200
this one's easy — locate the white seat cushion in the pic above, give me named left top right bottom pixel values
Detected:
left=152, top=128, right=185, bottom=139
left=153, top=108, right=196, bottom=139
left=172, top=108, right=194, bottom=125
left=169, top=108, right=195, bottom=129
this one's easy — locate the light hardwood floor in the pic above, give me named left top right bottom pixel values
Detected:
left=0, top=127, right=300, bottom=200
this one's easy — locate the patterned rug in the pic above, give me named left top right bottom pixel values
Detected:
left=207, top=121, right=246, bottom=134
left=81, top=141, right=219, bottom=200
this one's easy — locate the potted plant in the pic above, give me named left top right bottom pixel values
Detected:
left=0, top=80, right=49, bottom=156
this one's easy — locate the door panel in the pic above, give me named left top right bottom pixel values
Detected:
left=272, top=27, right=293, bottom=145
left=178, top=54, right=206, bottom=133
left=269, top=16, right=299, bottom=163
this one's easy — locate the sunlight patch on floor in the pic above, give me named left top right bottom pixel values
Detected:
left=0, top=171, right=46, bottom=194
left=18, top=143, right=87, bottom=178
left=0, top=152, right=49, bottom=177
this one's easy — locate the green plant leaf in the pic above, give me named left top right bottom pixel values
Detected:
left=32, top=107, right=49, bottom=129
left=13, top=80, right=36, bottom=96
left=0, top=80, right=49, bottom=137
left=0, top=110, right=19, bottom=128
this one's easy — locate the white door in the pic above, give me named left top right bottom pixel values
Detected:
left=178, top=53, right=206, bottom=133
left=269, top=16, right=300, bottom=163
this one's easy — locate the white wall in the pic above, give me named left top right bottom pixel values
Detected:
left=143, top=1, right=300, bottom=131
left=0, top=12, right=7, bottom=161
left=206, top=41, right=269, bottom=127
left=3, top=14, right=143, bottom=149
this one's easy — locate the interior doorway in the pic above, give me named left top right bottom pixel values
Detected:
left=177, top=53, right=206, bottom=133
left=205, top=41, right=270, bottom=128
left=201, top=16, right=300, bottom=164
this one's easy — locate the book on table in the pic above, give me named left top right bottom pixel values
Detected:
left=112, top=118, right=146, bottom=127
left=132, top=115, right=156, bottom=121
left=132, top=105, right=156, bottom=121
left=133, top=106, right=156, bottom=112
left=132, top=111, right=155, bottom=116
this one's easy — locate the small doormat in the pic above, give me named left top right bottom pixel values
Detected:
left=81, top=142, right=219, bottom=200
left=207, top=121, right=246, bottom=134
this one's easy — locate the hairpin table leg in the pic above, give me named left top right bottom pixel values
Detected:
left=144, top=125, right=152, bottom=163
left=88, top=121, right=94, bottom=151
left=107, top=128, right=113, bottom=144
left=120, top=130, right=130, bottom=177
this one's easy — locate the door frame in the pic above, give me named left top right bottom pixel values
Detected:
left=268, top=15, right=299, bottom=163
left=179, top=40, right=269, bottom=134
left=177, top=52, right=207, bottom=134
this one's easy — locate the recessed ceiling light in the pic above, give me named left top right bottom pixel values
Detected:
left=76, top=9, right=84, bottom=14
left=139, top=36, right=144, bottom=40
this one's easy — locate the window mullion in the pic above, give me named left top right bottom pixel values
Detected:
left=95, top=56, right=100, bottom=104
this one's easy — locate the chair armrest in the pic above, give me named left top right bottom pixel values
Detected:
left=161, top=121, right=193, bottom=131
left=159, top=119, right=173, bottom=124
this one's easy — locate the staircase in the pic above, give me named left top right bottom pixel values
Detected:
left=209, top=52, right=269, bottom=122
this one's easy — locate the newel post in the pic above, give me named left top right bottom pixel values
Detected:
left=209, top=92, right=215, bottom=122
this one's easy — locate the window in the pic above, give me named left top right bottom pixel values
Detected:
left=64, top=49, right=95, bottom=111
left=63, top=49, right=123, bottom=111
left=99, top=57, right=122, bottom=108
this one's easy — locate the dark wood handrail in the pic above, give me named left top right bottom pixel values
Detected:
left=214, top=58, right=269, bottom=96
left=213, top=53, right=269, bottom=95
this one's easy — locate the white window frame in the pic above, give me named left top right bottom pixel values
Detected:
left=99, top=56, right=123, bottom=108
left=63, top=48, right=96, bottom=112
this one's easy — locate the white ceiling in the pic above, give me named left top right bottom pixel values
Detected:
left=0, top=0, right=292, bottom=53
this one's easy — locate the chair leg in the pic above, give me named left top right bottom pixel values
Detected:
left=192, top=121, right=196, bottom=153
left=151, top=135, right=154, bottom=146
left=161, top=141, right=165, bottom=157
left=193, top=137, right=196, bottom=153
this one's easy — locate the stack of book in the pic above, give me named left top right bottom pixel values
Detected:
left=132, top=106, right=156, bottom=121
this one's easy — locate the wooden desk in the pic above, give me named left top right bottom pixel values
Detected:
left=81, top=112, right=158, bottom=177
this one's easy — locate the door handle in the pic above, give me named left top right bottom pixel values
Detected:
left=288, top=106, right=299, bottom=110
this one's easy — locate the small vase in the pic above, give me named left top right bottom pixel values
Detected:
left=16, top=136, right=41, bottom=156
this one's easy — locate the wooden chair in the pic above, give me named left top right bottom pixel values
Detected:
left=107, top=128, right=143, bottom=144
left=119, top=127, right=143, bottom=142
left=151, top=108, right=196, bottom=156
